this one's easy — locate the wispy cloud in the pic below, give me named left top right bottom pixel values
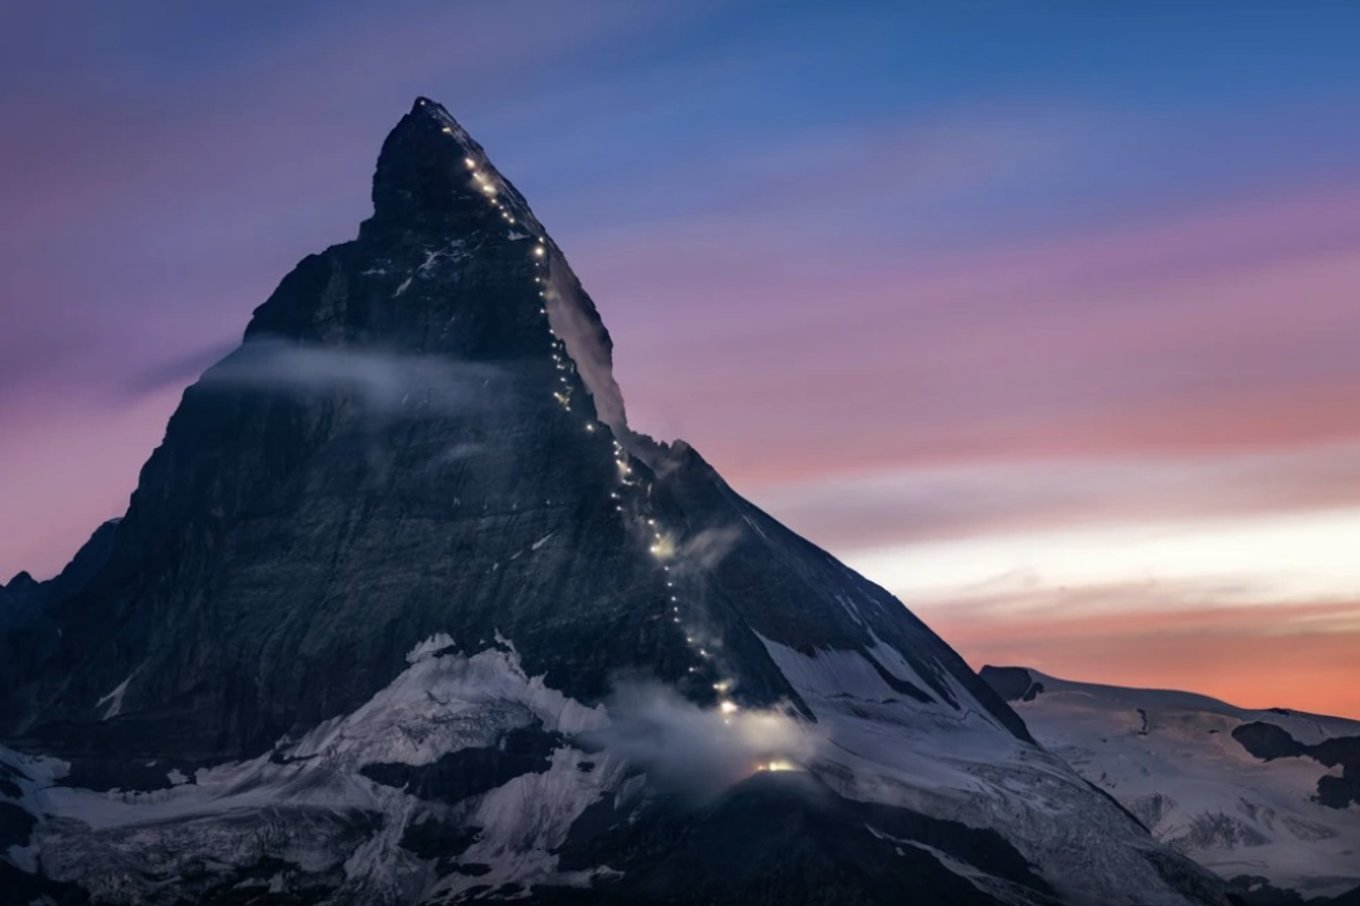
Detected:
left=193, top=337, right=505, bottom=416
left=753, top=443, right=1360, bottom=551
left=583, top=680, right=818, bottom=801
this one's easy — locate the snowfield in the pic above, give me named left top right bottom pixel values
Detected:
left=984, top=667, right=1360, bottom=900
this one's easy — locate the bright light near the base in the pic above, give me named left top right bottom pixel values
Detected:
left=755, top=759, right=797, bottom=773
left=719, top=700, right=738, bottom=715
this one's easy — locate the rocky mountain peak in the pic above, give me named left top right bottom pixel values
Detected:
left=326, top=96, right=632, bottom=435
left=0, top=98, right=1233, bottom=906
left=365, top=97, right=541, bottom=239
left=2, top=571, right=36, bottom=592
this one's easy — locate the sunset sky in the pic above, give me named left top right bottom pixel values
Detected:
left=3, top=2, right=1359, bottom=717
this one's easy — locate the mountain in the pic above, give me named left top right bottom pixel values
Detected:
left=0, top=520, right=118, bottom=630
left=0, top=98, right=1230, bottom=905
left=980, top=667, right=1360, bottom=905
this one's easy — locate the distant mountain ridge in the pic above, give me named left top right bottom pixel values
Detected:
left=981, top=666, right=1360, bottom=905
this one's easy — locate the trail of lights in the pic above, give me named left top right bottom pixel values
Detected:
left=430, top=106, right=740, bottom=717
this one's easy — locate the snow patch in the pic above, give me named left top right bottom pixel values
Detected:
left=1007, top=670, right=1360, bottom=897
left=431, top=746, right=624, bottom=900
left=21, top=637, right=621, bottom=903
left=288, top=638, right=606, bottom=770
left=96, top=670, right=138, bottom=720
left=406, top=633, right=456, bottom=664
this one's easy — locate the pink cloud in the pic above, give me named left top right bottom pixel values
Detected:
left=572, top=179, right=1360, bottom=488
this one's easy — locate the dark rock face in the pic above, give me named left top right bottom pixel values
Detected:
left=1232, top=723, right=1308, bottom=761
left=979, top=665, right=1045, bottom=703
left=1233, top=723, right=1360, bottom=809
left=361, top=723, right=562, bottom=803
left=551, top=772, right=1055, bottom=906
left=0, top=800, right=36, bottom=848
left=0, top=99, right=1227, bottom=905
left=0, top=520, right=118, bottom=714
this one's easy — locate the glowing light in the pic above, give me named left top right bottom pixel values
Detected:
left=481, top=184, right=497, bottom=196
left=464, top=157, right=476, bottom=169
left=441, top=126, right=453, bottom=135
left=719, top=700, right=738, bottom=715
left=534, top=245, right=546, bottom=257
left=713, top=681, right=731, bottom=693
left=755, top=759, right=797, bottom=773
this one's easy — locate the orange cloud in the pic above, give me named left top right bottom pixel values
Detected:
left=918, top=592, right=1360, bottom=719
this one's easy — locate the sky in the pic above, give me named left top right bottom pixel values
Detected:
left=2, top=1, right=1359, bottom=717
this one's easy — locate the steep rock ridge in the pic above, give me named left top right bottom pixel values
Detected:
left=981, top=666, right=1360, bottom=902
left=0, top=520, right=119, bottom=731
left=0, top=99, right=1228, bottom=905
left=0, top=519, right=118, bottom=628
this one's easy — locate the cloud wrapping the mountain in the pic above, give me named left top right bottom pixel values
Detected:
left=584, top=681, right=819, bottom=801
left=196, top=337, right=506, bottom=416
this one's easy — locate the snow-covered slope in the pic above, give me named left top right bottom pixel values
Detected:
left=981, top=666, right=1360, bottom=901
left=0, top=98, right=1232, bottom=905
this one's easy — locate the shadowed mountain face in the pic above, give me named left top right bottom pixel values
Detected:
left=0, top=99, right=1227, bottom=905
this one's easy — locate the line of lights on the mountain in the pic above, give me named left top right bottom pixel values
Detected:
left=443, top=119, right=740, bottom=721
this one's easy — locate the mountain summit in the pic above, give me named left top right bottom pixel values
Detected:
left=0, top=99, right=1228, bottom=905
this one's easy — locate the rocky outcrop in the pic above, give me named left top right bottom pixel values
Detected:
left=1234, top=722, right=1360, bottom=810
